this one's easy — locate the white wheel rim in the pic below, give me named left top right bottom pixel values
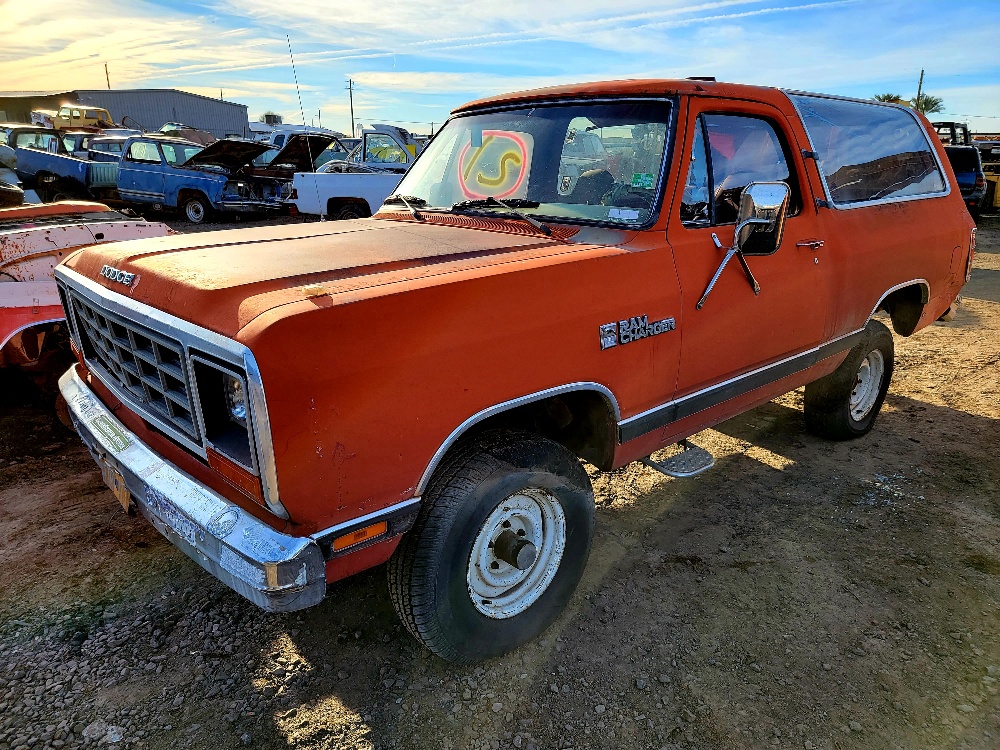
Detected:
left=186, top=201, right=204, bottom=222
left=467, top=488, right=566, bottom=619
left=849, top=349, right=885, bottom=421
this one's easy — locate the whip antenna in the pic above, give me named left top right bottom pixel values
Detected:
left=287, top=35, right=324, bottom=221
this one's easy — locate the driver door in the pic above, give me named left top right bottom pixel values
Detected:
left=668, top=98, right=833, bottom=399
left=117, top=140, right=165, bottom=205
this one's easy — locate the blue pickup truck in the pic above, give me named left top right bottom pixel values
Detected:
left=16, top=134, right=333, bottom=222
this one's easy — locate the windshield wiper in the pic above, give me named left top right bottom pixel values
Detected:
left=451, top=198, right=539, bottom=209
left=384, top=194, right=425, bottom=220
left=450, top=197, right=551, bottom=236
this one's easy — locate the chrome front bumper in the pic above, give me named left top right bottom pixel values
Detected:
left=59, top=367, right=326, bottom=612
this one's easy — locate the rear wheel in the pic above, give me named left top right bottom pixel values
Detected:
left=804, top=319, right=894, bottom=440
left=332, top=203, right=366, bottom=220
left=388, top=430, right=594, bottom=663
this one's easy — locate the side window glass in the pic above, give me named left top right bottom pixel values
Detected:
left=680, top=118, right=711, bottom=224
left=72, top=109, right=81, bottom=119
left=703, top=114, right=794, bottom=224
left=126, top=141, right=161, bottom=163
left=789, top=94, right=946, bottom=205
left=273, top=134, right=285, bottom=147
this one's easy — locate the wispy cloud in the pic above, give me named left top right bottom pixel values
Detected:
left=2, top=0, right=997, bottom=133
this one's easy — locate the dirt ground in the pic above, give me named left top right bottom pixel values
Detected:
left=1, top=213, right=997, bottom=750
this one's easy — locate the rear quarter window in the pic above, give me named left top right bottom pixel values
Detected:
left=788, top=94, right=946, bottom=206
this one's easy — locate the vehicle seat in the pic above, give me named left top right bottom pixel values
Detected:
left=569, top=169, right=614, bottom=204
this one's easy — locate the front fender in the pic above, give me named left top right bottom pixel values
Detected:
left=164, top=174, right=226, bottom=208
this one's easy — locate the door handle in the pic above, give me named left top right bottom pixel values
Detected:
left=796, top=239, right=825, bottom=251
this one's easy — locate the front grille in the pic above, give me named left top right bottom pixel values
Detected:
left=68, top=290, right=199, bottom=442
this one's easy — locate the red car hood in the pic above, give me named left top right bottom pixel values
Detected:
left=61, top=218, right=631, bottom=339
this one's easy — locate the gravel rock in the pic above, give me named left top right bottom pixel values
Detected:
left=849, top=721, right=863, bottom=732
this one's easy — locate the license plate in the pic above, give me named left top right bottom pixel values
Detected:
left=101, top=461, right=131, bottom=512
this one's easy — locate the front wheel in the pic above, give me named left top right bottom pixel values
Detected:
left=183, top=195, right=210, bottom=223
left=804, top=319, right=894, bottom=440
left=388, top=430, right=594, bottom=663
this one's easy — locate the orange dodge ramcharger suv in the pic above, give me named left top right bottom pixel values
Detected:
left=56, top=80, right=975, bottom=662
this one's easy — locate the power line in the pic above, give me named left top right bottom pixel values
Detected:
left=939, top=112, right=1000, bottom=120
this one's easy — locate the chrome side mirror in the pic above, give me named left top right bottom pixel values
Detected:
left=735, top=181, right=790, bottom=256
left=695, top=182, right=790, bottom=310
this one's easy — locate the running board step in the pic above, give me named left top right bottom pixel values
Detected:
left=641, top=440, right=715, bottom=478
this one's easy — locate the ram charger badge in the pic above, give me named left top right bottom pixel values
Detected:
left=601, top=314, right=676, bottom=349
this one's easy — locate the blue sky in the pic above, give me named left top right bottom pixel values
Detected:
left=3, top=0, right=998, bottom=136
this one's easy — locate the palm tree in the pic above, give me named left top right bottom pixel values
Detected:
left=913, top=94, right=944, bottom=115
left=873, top=93, right=904, bottom=103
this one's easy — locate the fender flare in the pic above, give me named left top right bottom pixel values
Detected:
left=414, top=382, right=621, bottom=496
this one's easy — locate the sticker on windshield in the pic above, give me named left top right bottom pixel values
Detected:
left=631, top=173, right=655, bottom=189
left=608, top=208, right=640, bottom=221
left=458, top=130, right=534, bottom=200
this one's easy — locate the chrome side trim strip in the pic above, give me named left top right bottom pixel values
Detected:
left=54, top=264, right=287, bottom=520
left=617, top=278, right=931, bottom=443
left=415, top=382, right=621, bottom=496
left=782, top=91, right=951, bottom=210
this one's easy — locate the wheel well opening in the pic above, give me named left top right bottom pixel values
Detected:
left=878, top=283, right=928, bottom=336
left=178, top=188, right=206, bottom=205
left=326, top=197, right=371, bottom=218
left=458, top=390, right=617, bottom=471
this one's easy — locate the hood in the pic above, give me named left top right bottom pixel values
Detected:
left=266, top=134, right=338, bottom=173
left=62, top=219, right=630, bottom=339
left=180, top=139, right=272, bottom=171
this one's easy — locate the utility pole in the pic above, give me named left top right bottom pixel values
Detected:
left=346, top=79, right=355, bottom=138
left=915, top=69, right=924, bottom=111
left=318, top=110, right=322, bottom=129
left=104, top=63, right=111, bottom=90
left=430, top=122, right=434, bottom=136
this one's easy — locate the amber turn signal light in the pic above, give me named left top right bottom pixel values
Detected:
left=332, top=521, right=388, bottom=552
left=207, top=447, right=265, bottom=505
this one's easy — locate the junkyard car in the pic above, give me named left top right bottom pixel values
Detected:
left=290, top=125, right=422, bottom=218
left=57, top=80, right=974, bottom=662
left=1, top=202, right=171, bottom=384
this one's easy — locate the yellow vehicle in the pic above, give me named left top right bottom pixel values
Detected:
left=31, top=104, right=114, bottom=130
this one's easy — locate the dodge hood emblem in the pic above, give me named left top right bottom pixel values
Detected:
left=100, top=265, right=136, bottom=286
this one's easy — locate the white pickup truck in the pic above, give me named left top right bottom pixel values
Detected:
left=289, top=125, right=424, bottom=219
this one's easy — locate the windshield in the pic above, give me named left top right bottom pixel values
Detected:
left=392, top=101, right=672, bottom=226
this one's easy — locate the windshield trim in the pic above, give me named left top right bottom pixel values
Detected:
left=393, top=96, right=678, bottom=232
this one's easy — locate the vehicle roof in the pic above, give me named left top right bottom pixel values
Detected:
left=452, top=78, right=783, bottom=113
left=132, top=134, right=201, bottom=146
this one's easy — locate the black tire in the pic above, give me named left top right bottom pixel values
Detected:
left=804, top=319, right=894, bottom=440
left=183, top=194, right=211, bottom=224
left=388, top=429, right=594, bottom=663
left=333, top=203, right=365, bottom=220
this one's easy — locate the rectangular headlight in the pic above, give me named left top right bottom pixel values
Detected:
left=191, top=357, right=256, bottom=471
